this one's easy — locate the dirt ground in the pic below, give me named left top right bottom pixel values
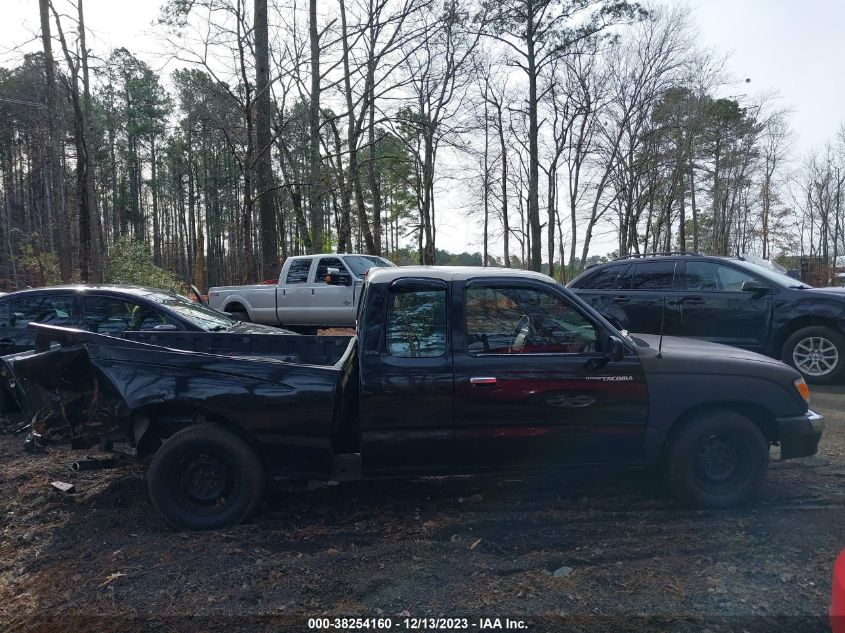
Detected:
left=0, top=386, right=842, bottom=633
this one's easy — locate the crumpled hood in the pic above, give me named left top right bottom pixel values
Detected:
left=631, top=333, right=798, bottom=378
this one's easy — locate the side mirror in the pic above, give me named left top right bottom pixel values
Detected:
left=607, top=335, right=625, bottom=362
left=325, top=267, right=350, bottom=286
left=741, top=280, right=769, bottom=293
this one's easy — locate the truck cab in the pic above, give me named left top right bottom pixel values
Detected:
left=208, top=254, right=393, bottom=328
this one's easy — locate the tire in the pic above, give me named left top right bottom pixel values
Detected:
left=148, top=423, right=265, bottom=530
left=782, top=326, right=845, bottom=385
left=662, top=410, right=769, bottom=509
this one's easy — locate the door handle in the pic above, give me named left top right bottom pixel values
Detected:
left=470, top=377, right=497, bottom=386
left=680, top=297, right=704, bottom=305
left=610, top=296, right=630, bottom=304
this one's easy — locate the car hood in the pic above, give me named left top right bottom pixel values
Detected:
left=224, top=322, right=299, bottom=335
left=630, top=333, right=798, bottom=377
left=801, top=286, right=845, bottom=297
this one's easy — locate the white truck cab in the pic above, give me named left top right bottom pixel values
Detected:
left=208, top=254, right=394, bottom=329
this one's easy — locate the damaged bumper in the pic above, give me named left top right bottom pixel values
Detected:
left=776, top=409, right=825, bottom=460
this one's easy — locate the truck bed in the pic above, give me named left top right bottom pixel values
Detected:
left=3, top=325, right=360, bottom=479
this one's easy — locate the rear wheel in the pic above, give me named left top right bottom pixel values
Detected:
left=228, top=308, right=251, bottom=322
left=782, top=326, right=844, bottom=384
left=662, top=410, right=769, bottom=508
left=148, top=424, right=265, bottom=530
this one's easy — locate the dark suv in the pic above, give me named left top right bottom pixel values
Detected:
left=568, top=254, right=845, bottom=384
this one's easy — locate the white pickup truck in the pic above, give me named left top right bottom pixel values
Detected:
left=207, top=254, right=394, bottom=330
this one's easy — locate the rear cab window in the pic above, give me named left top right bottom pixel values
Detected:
left=285, top=259, right=313, bottom=284
left=385, top=282, right=447, bottom=358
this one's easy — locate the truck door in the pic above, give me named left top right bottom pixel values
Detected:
left=276, top=258, right=314, bottom=326
left=310, top=256, right=355, bottom=326
left=452, top=279, right=648, bottom=469
left=359, top=278, right=454, bottom=475
left=678, top=260, right=772, bottom=353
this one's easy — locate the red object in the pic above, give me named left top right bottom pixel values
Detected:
left=832, top=549, right=845, bottom=633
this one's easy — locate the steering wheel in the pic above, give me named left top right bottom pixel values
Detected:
left=511, top=315, right=531, bottom=352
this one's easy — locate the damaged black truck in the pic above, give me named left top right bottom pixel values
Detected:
left=0, top=267, right=825, bottom=530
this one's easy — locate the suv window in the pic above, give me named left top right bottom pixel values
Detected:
left=83, top=296, right=175, bottom=334
left=625, top=261, right=676, bottom=290
left=0, top=300, right=9, bottom=328
left=385, top=287, right=447, bottom=358
left=314, top=257, right=350, bottom=285
left=686, top=262, right=756, bottom=291
left=285, top=259, right=312, bottom=284
left=10, top=294, right=76, bottom=329
left=573, top=263, right=630, bottom=289
left=465, top=285, right=598, bottom=355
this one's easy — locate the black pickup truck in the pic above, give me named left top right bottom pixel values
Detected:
left=0, top=267, right=825, bottom=530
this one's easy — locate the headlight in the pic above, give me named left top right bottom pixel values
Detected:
left=794, top=377, right=811, bottom=405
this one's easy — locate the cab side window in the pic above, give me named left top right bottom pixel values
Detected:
left=83, top=296, right=173, bottom=334
left=285, top=259, right=313, bottom=284
left=385, top=287, right=447, bottom=358
left=10, top=295, right=76, bottom=329
left=686, top=262, right=755, bottom=291
left=314, top=257, right=350, bottom=285
left=465, top=285, right=598, bottom=355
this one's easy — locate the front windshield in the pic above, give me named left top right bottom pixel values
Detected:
left=343, top=255, right=393, bottom=278
left=147, top=292, right=235, bottom=331
left=738, top=260, right=813, bottom=288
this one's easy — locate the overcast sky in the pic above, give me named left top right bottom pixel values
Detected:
left=2, top=0, right=844, bottom=256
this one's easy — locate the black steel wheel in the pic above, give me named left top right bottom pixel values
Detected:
left=148, top=423, right=265, bottom=530
left=662, top=410, right=769, bottom=508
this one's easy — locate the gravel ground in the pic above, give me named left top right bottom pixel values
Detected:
left=0, top=386, right=842, bottom=633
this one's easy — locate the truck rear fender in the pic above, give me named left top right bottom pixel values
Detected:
left=130, top=404, right=263, bottom=460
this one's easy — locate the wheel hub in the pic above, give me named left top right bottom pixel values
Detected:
left=695, top=435, right=739, bottom=482
left=793, top=336, right=839, bottom=377
left=181, top=454, right=229, bottom=503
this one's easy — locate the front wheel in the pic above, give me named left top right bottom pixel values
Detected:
left=148, top=423, right=265, bottom=530
left=782, top=326, right=845, bottom=384
left=662, top=410, right=769, bottom=509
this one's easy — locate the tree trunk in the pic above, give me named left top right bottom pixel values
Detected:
left=255, top=0, right=278, bottom=278
left=308, top=0, right=323, bottom=253
left=39, top=0, right=70, bottom=280
left=525, top=3, right=541, bottom=271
